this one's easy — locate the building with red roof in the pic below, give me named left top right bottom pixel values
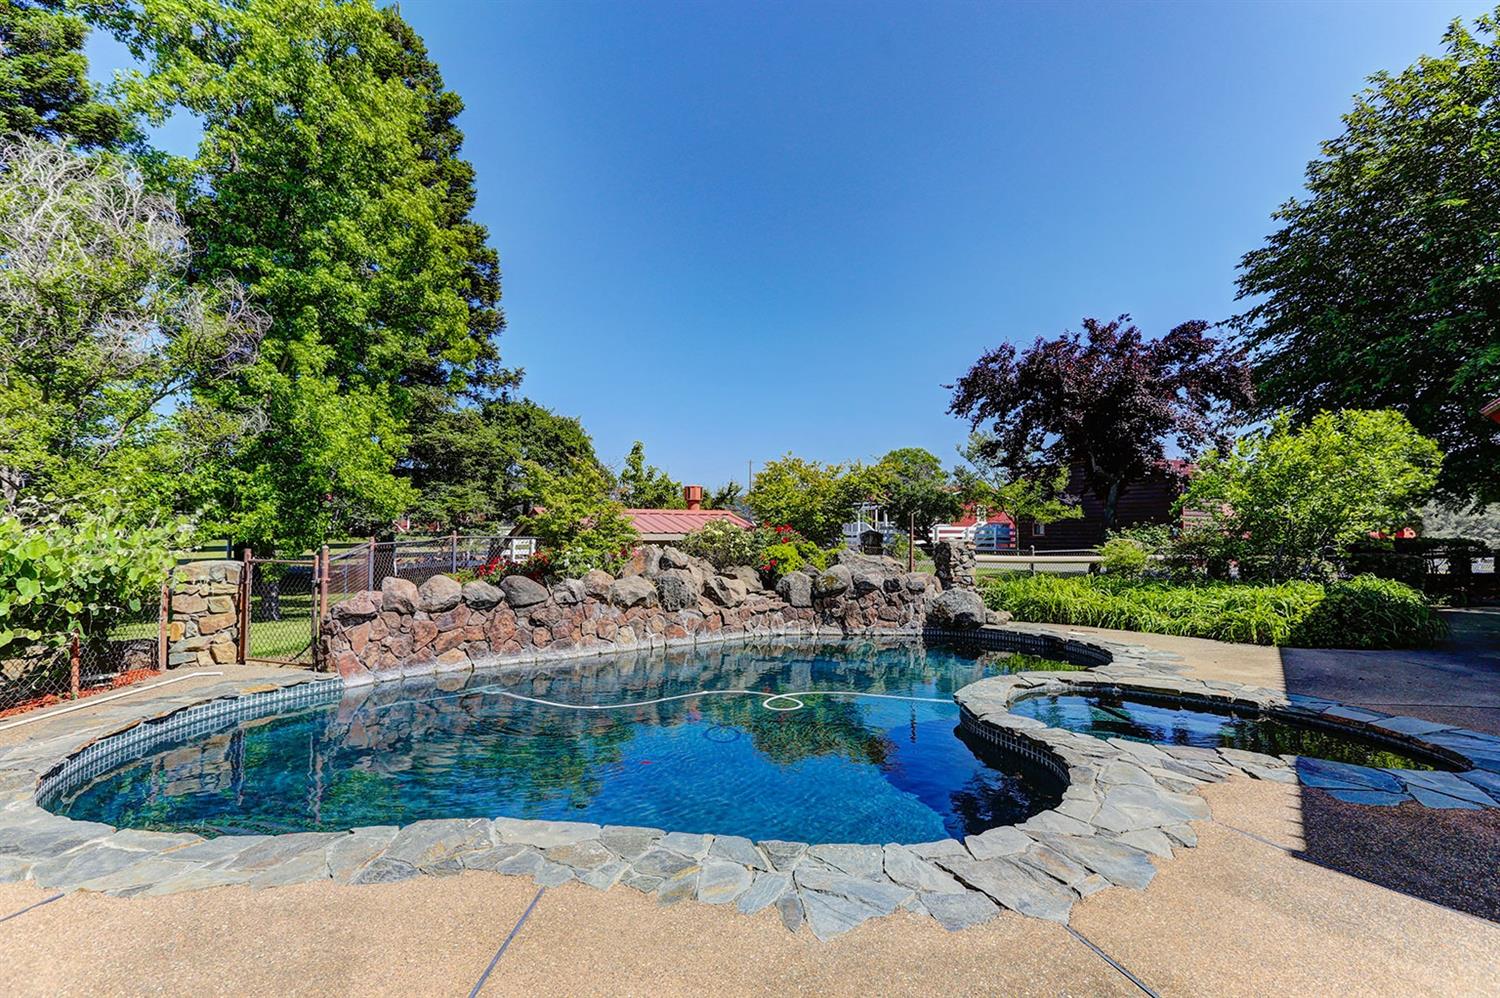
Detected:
left=624, top=485, right=752, bottom=543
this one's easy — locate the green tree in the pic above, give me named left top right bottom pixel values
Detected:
left=406, top=397, right=601, bottom=529
left=1235, top=10, right=1500, bottom=507
left=98, top=0, right=503, bottom=550
left=746, top=454, right=868, bottom=546
left=518, top=460, right=639, bottom=575
left=0, top=137, right=263, bottom=516
left=870, top=448, right=962, bottom=543
left=950, top=432, right=1081, bottom=527
left=616, top=441, right=683, bottom=509
left=948, top=317, right=1252, bottom=533
left=702, top=481, right=744, bottom=512
left=0, top=0, right=123, bottom=148
left=1177, top=410, right=1443, bottom=580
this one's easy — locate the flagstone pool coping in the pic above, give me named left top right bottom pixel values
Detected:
left=0, top=624, right=1496, bottom=942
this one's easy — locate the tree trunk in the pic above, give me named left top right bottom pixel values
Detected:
left=1102, top=479, right=1123, bottom=534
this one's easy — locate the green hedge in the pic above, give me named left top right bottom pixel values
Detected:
left=979, top=573, right=1446, bottom=649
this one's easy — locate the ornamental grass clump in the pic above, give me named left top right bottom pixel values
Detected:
left=979, top=573, right=1442, bottom=649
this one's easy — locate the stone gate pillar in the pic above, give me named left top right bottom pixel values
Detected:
left=167, top=560, right=242, bottom=668
left=932, top=538, right=976, bottom=591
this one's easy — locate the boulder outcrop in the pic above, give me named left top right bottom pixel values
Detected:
left=322, top=554, right=941, bottom=684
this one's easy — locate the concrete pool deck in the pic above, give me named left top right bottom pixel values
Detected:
left=0, top=621, right=1496, bottom=995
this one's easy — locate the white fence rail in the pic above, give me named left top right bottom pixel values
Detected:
left=976, top=550, right=1100, bottom=574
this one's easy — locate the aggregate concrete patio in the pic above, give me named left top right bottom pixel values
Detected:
left=0, top=620, right=1496, bottom=995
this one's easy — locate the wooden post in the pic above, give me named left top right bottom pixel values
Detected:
left=313, top=545, right=328, bottom=669
left=237, top=547, right=253, bottom=664
left=320, top=545, right=330, bottom=619
left=69, top=634, right=81, bottom=699
left=157, top=575, right=170, bottom=671
left=907, top=512, right=915, bottom=573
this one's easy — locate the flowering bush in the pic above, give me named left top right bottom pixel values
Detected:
left=472, top=550, right=554, bottom=583
left=676, top=520, right=843, bottom=582
left=517, top=460, right=639, bottom=575
left=679, top=520, right=763, bottom=569
left=758, top=526, right=836, bottom=582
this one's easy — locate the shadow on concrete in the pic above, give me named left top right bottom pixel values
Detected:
left=1294, top=789, right=1500, bottom=922
left=1280, top=607, right=1500, bottom=737
left=1281, top=608, right=1500, bottom=922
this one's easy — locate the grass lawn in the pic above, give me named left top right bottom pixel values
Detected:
left=107, top=591, right=316, bottom=664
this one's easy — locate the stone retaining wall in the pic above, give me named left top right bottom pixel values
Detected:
left=321, top=549, right=941, bottom=684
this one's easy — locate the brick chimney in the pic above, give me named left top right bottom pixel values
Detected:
left=683, top=484, right=703, bottom=510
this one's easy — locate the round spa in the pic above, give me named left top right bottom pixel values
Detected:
left=41, top=639, right=1089, bottom=845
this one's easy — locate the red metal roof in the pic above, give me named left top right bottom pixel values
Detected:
left=624, top=508, right=752, bottom=538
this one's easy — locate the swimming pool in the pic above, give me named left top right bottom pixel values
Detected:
left=48, top=640, right=1081, bottom=844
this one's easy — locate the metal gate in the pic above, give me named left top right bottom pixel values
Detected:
left=238, top=552, right=324, bottom=666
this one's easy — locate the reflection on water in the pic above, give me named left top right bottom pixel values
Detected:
left=54, top=641, right=1076, bottom=844
left=1010, top=693, right=1443, bottom=771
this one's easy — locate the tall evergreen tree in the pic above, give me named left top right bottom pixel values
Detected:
left=373, top=8, right=510, bottom=405
left=97, top=0, right=507, bottom=550
left=404, top=398, right=602, bottom=530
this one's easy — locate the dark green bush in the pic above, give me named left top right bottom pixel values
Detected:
left=979, top=573, right=1444, bottom=649
left=1098, top=537, right=1149, bottom=576
left=1291, top=575, right=1447, bottom=649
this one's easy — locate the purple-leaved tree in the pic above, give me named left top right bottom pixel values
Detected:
left=947, top=316, right=1254, bottom=533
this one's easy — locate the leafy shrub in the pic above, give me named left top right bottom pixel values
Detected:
left=978, top=573, right=1442, bottom=648
left=1110, top=524, right=1173, bottom=552
left=1098, top=537, right=1149, bottom=576
left=0, top=504, right=187, bottom=655
left=518, top=460, right=639, bottom=576
left=755, top=525, right=837, bottom=582
left=1292, top=575, right=1447, bottom=649
left=679, top=520, right=762, bottom=570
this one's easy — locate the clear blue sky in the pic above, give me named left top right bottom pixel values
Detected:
left=88, top=1, right=1492, bottom=489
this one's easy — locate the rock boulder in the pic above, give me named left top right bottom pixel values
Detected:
left=927, top=588, right=987, bottom=629
left=582, top=569, right=614, bottom=599
left=704, top=574, right=748, bottom=608
left=776, top=571, right=812, bottom=608
left=655, top=570, right=698, bottom=611
left=500, top=575, right=550, bottom=609
left=723, top=565, right=763, bottom=591
left=813, top=565, right=853, bottom=599
left=461, top=580, right=504, bottom=610
left=382, top=576, right=420, bottom=615
left=610, top=575, right=659, bottom=609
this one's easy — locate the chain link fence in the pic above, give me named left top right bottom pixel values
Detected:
left=0, top=587, right=166, bottom=719
left=242, top=557, right=319, bottom=664
left=324, top=535, right=537, bottom=604
left=1, top=537, right=543, bottom=714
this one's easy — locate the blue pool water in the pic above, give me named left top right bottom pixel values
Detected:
left=1009, top=692, right=1443, bottom=770
left=51, top=641, right=1078, bottom=844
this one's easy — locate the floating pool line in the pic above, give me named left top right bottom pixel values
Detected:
left=367, top=683, right=955, bottom=715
